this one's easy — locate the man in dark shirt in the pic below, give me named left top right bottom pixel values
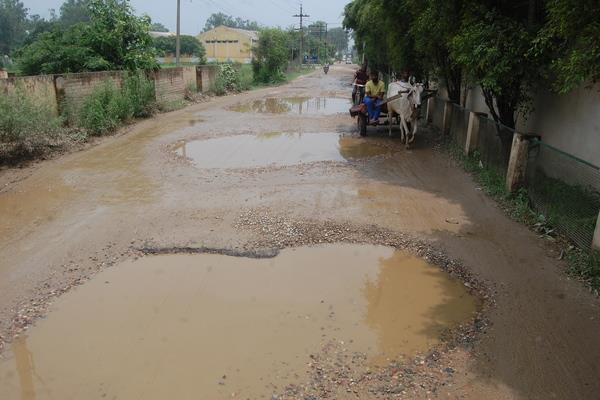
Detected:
left=352, top=64, right=368, bottom=104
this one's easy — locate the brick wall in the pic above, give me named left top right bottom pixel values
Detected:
left=0, top=75, right=59, bottom=115
left=153, top=68, right=185, bottom=103
left=2, top=67, right=203, bottom=118
left=197, top=65, right=219, bottom=93
left=182, top=67, right=197, bottom=90
left=60, top=71, right=124, bottom=108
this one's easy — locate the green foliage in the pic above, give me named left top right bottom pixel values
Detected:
left=17, top=0, right=157, bottom=75
left=327, top=27, right=350, bottom=56
left=154, top=35, right=206, bottom=60
left=534, top=0, right=600, bottom=93
left=84, top=0, right=157, bottom=70
left=451, top=11, right=538, bottom=128
left=150, top=21, right=169, bottom=32
left=78, top=73, right=156, bottom=135
left=237, top=64, right=254, bottom=91
left=121, top=71, right=157, bottom=118
left=0, top=85, right=63, bottom=147
left=567, top=249, right=600, bottom=291
left=59, top=0, right=91, bottom=26
left=252, top=28, right=288, bottom=84
left=529, top=171, right=600, bottom=239
left=211, top=64, right=239, bottom=95
left=203, top=12, right=259, bottom=32
left=0, top=0, right=28, bottom=55
left=343, top=0, right=600, bottom=130
left=442, top=136, right=600, bottom=292
left=79, top=81, right=125, bottom=135
left=18, top=24, right=111, bottom=75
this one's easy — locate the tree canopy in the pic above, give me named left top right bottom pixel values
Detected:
left=17, top=0, right=157, bottom=75
left=150, top=21, right=169, bottom=32
left=343, top=0, right=600, bottom=132
left=0, top=0, right=28, bottom=55
left=153, top=35, right=205, bottom=60
left=203, top=12, right=260, bottom=32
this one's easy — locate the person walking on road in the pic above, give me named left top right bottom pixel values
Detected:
left=364, top=71, right=385, bottom=125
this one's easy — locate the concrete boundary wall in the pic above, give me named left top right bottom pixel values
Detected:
left=0, top=65, right=220, bottom=117
left=0, top=75, right=59, bottom=116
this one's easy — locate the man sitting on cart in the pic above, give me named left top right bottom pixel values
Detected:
left=364, top=70, right=386, bottom=125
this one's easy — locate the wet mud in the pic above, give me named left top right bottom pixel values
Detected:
left=173, top=133, right=395, bottom=169
left=0, top=244, right=477, bottom=400
left=229, top=97, right=351, bottom=115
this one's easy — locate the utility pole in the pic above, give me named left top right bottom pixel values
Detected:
left=176, top=0, right=181, bottom=66
left=293, top=3, right=309, bottom=64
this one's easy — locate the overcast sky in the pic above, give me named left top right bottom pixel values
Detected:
left=22, top=0, right=352, bottom=35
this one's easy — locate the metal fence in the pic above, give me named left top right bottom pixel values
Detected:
left=448, top=103, right=469, bottom=155
left=429, top=97, right=445, bottom=131
left=475, top=115, right=512, bottom=175
left=426, top=96, right=599, bottom=250
left=526, top=139, right=600, bottom=249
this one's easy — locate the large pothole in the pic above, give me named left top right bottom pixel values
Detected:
left=229, top=97, right=351, bottom=115
left=173, top=133, right=396, bottom=169
left=0, top=244, right=478, bottom=400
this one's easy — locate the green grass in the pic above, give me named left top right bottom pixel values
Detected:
left=441, top=137, right=600, bottom=293
left=529, top=171, right=600, bottom=241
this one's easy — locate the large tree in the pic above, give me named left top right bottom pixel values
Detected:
left=0, top=0, right=28, bottom=55
left=534, top=0, right=600, bottom=93
left=59, top=0, right=91, bottom=26
left=154, top=35, right=205, bottom=60
left=203, top=12, right=259, bottom=32
left=17, top=0, right=157, bottom=75
left=150, top=21, right=169, bottom=32
left=327, top=27, right=349, bottom=56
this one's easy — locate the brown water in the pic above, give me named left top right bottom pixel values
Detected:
left=174, top=133, right=395, bottom=169
left=229, top=97, right=351, bottom=115
left=0, top=244, right=478, bottom=400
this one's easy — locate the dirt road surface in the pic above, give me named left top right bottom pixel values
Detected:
left=1, top=65, right=599, bottom=399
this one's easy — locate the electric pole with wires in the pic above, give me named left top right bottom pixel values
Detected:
left=293, top=3, right=309, bottom=64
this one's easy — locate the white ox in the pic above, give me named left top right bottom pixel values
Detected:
left=386, top=82, right=424, bottom=147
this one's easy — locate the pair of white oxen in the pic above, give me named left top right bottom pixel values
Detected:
left=385, top=80, right=425, bottom=147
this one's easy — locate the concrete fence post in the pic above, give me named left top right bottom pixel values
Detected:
left=426, top=97, right=434, bottom=123
left=506, top=133, right=530, bottom=193
left=465, top=112, right=486, bottom=155
left=442, top=101, right=453, bottom=135
left=593, top=212, right=600, bottom=251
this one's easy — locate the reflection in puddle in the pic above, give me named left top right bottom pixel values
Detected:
left=174, top=133, right=395, bottom=169
left=229, top=97, right=351, bottom=115
left=0, top=244, right=478, bottom=400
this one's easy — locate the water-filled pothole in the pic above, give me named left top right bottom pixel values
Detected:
left=0, top=244, right=478, bottom=400
left=229, top=97, right=351, bottom=115
left=174, top=133, right=395, bottom=169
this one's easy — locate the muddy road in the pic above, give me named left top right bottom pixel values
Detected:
left=1, top=65, right=599, bottom=399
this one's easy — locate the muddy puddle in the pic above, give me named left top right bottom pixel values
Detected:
left=229, top=97, right=351, bottom=115
left=0, top=244, right=478, bottom=400
left=174, top=133, right=395, bottom=169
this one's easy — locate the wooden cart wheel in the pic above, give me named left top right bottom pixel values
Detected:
left=358, top=114, right=367, bottom=137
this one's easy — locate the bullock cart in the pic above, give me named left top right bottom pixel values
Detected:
left=349, top=85, right=436, bottom=137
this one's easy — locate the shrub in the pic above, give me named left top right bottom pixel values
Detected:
left=78, top=73, right=157, bottom=136
left=0, top=86, right=63, bottom=152
left=121, top=71, right=157, bottom=118
left=211, top=64, right=243, bottom=95
left=252, top=28, right=288, bottom=84
left=78, top=80, right=125, bottom=135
